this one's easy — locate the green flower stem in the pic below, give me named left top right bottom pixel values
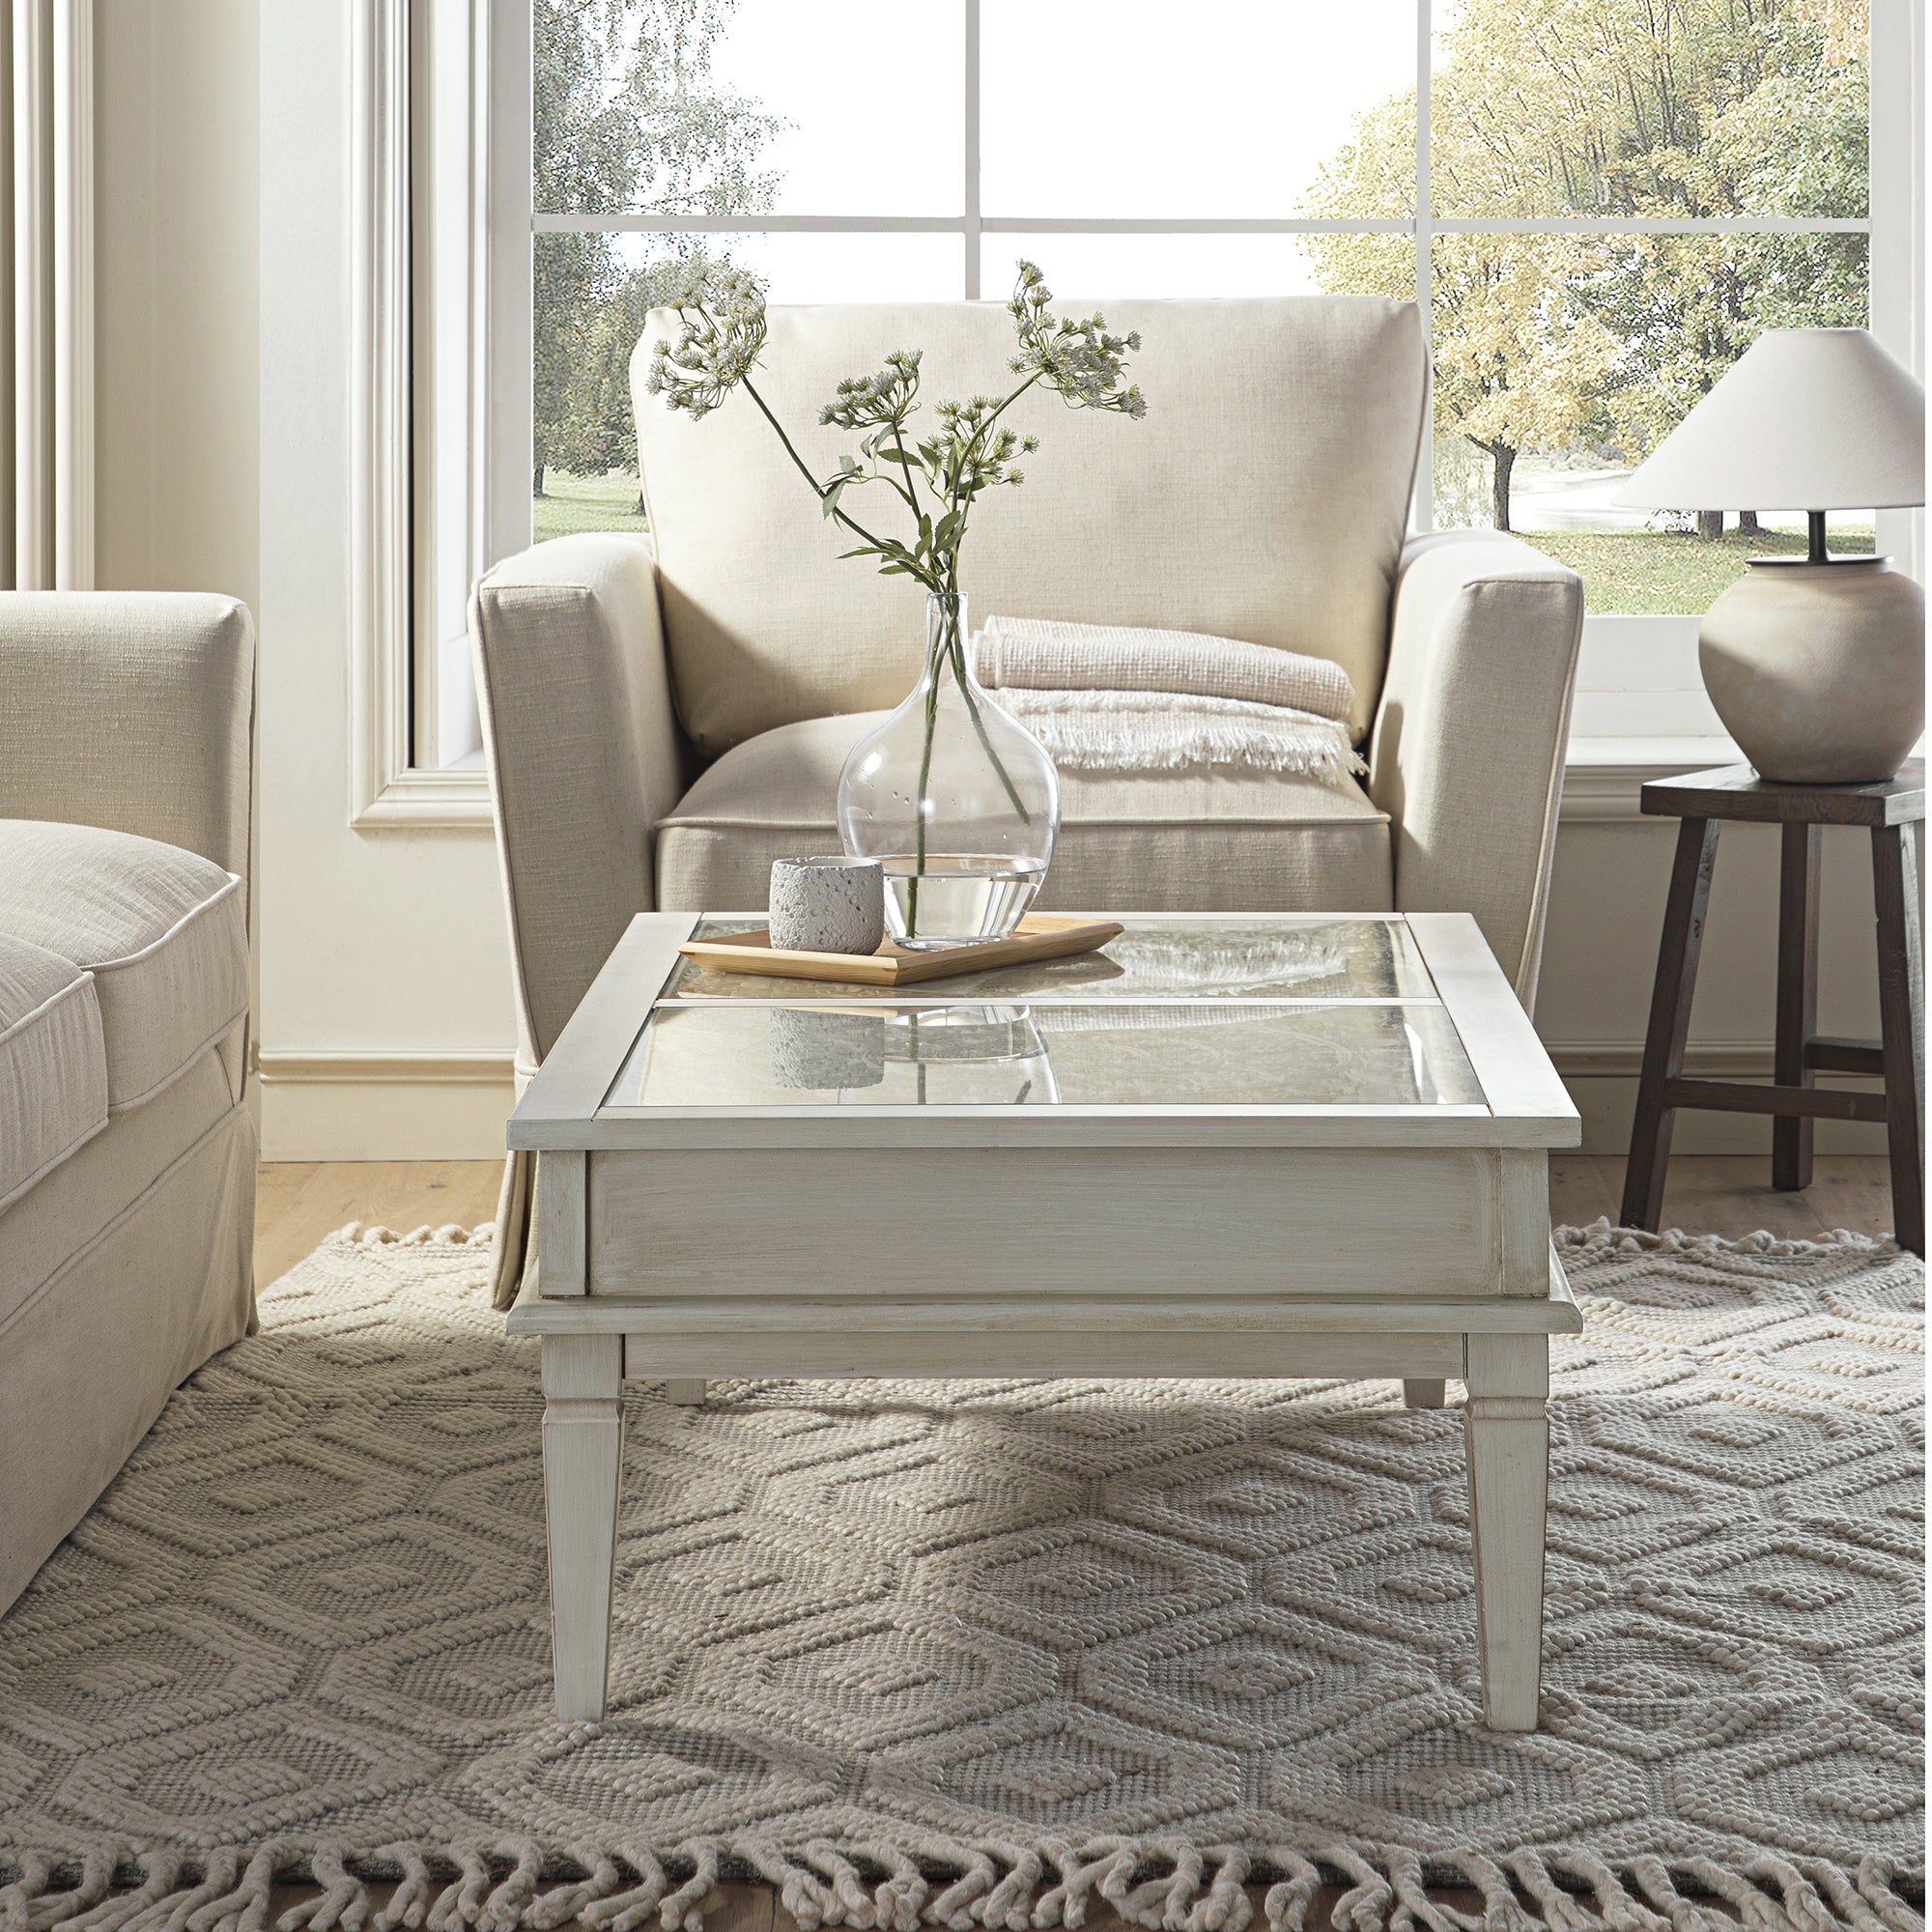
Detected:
left=949, top=635, right=1031, bottom=824
left=903, top=593, right=1032, bottom=941
left=742, top=376, right=934, bottom=588
left=886, top=423, right=926, bottom=515
left=909, top=618, right=944, bottom=937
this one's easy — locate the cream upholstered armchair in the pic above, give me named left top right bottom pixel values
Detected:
left=471, top=297, right=1583, bottom=1303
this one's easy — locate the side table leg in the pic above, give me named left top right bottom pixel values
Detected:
left=1873, top=822, right=1923, bottom=1257
left=1621, top=816, right=1720, bottom=1231
left=666, top=1380, right=707, bottom=1406
left=1773, top=823, right=1821, bottom=1191
left=1403, top=1379, right=1447, bottom=1409
left=543, top=1333, right=625, bottom=1721
left=1464, top=1333, right=1548, bottom=1732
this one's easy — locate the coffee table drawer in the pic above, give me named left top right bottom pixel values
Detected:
left=583, top=1146, right=1520, bottom=1298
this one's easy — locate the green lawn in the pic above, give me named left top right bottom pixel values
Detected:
left=532, top=470, right=649, bottom=544
left=533, top=473, right=1874, bottom=619
left=1523, top=526, right=1875, bottom=615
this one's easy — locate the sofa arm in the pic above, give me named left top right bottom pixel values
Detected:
left=469, top=533, right=687, bottom=1066
left=0, top=591, right=255, bottom=881
left=1368, top=532, right=1583, bottom=1008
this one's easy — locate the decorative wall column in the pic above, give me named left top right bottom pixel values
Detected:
left=5, top=0, right=91, bottom=590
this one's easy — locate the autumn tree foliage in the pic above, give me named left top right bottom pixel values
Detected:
left=1308, top=0, right=1867, bottom=532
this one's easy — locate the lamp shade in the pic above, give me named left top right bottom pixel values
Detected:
left=1612, top=328, right=1924, bottom=511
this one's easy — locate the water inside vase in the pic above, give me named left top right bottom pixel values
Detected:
left=881, top=854, right=1046, bottom=949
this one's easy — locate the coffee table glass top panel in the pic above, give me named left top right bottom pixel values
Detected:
left=607, top=1000, right=1484, bottom=1113
left=666, top=916, right=1440, bottom=1004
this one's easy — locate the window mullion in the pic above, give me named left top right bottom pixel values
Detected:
left=963, top=0, right=980, bottom=299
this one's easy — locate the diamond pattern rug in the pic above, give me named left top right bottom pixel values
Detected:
left=0, top=1220, right=1920, bottom=1932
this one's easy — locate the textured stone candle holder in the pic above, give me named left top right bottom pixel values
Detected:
left=768, top=856, right=885, bottom=956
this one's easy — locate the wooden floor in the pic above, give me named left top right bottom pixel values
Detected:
left=246, top=1153, right=1892, bottom=1928
left=254, top=1153, right=1902, bottom=1287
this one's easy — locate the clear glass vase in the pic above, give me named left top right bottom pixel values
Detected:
left=838, top=590, right=1060, bottom=949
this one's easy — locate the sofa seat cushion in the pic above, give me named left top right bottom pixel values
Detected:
left=655, top=712, right=1393, bottom=914
left=0, top=820, right=247, bottom=1112
left=0, top=932, right=107, bottom=1211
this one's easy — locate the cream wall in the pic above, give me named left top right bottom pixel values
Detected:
left=95, top=3, right=1892, bottom=1173
left=96, top=1, right=258, bottom=610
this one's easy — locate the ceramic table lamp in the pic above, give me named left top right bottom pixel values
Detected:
left=1613, top=328, right=1925, bottom=783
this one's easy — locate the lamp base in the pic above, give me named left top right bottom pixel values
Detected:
left=1699, top=557, right=1925, bottom=784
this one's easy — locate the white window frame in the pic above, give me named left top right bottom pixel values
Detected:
left=352, top=0, right=526, bottom=826
left=355, top=0, right=1921, bottom=828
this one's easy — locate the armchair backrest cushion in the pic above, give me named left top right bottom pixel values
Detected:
left=632, top=296, right=1427, bottom=757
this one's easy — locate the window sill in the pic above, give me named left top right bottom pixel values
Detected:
left=352, top=765, right=495, bottom=830
left=1558, top=735, right=1741, bottom=824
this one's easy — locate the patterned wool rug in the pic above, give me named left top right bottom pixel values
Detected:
left=0, top=1221, right=1921, bottom=1932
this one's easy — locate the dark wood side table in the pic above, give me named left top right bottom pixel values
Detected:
left=1621, top=761, right=1924, bottom=1254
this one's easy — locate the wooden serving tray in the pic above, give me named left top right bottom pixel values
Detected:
left=679, top=914, right=1124, bottom=987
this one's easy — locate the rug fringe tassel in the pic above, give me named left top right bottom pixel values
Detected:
left=370, top=1854, right=437, bottom=1932
left=0, top=1845, right=1919, bottom=1932
left=63, top=1856, right=184, bottom=1932
left=526, top=1851, right=619, bottom=1932
left=1259, top=1848, right=1321, bottom=1932
left=576, top=1850, right=668, bottom=1932
left=1038, top=1842, right=1135, bottom=1931
left=1383, top=1850, right=1468, bottom=1932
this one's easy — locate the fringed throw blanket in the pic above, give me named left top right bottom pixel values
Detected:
left=976, top=615, right=1365, bottom=781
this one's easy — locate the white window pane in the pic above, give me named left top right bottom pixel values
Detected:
left=701, top=0, right=963, bottom=214
left=534, top=0, right=963, bottom=216
left=981, top=0, right=1416, bottom=218
left=982, top=235, right=1329, bottom=302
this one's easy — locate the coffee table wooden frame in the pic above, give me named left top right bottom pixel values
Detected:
left=506, top=911, right=1582, bottom=1730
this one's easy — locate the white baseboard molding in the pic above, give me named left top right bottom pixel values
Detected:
left=258, top=1049, right=516, bottom=1160
left=255, top=1041, right=1891, bottom=1163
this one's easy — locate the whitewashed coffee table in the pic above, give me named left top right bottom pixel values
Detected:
left=506, top=911, right=1582, bottom=1729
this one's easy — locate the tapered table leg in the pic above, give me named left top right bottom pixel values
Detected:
left=1774, top=823, right=1821, bottom=1191
left=542, top=1333, right=624, bottom=1720
left=1622, top=817, right=1720, bottom=1231
left=1873, top=822, right=1923, bottom=1256
left=1404, top=1379, right=1447, bottom=1409
left=1464, top=1333, right=1549, bottom=1732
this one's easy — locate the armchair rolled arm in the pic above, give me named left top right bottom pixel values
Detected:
left=1368, top=532, right=1583, bottom=1007
left=0, top=591, right=255, bottom=881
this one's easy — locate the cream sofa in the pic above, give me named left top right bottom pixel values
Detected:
left=0, top=592, right=257, bottom=1611
left=471, top=297, right=1584, bottom=1303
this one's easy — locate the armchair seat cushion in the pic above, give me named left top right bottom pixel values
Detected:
left=0, top=820, right=247, bottom=1113
left=655, top=712, right=1393, bottom=914
left=0, top=932, right=106, bottom=1211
